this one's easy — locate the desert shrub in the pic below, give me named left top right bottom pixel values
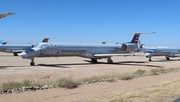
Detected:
left=56, top=77, right=78, bottom=89
left=134, top=69, right=146, bottom=76
left=150, top=69, right=159, bottom=75
left=1, top=81, right=22, bottom=90
left=119, top=73, right=134, bottom=80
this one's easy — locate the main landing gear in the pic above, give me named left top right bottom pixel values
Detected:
left=91, top=58, right=97, bottom=63
left=13, top=53, right=18, bottom=56
left=30, top=59, right=35, bottom=66
left=90, top=57, right=113, bottom=64
left=166, top=56, right=170, bottom=60
left=107, top=57, right=113, bottom=64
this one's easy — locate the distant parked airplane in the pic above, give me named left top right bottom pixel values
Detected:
left=143, top=47, right=180, bottom=61
left=0, top=38, right=49, bottom=56
left=18, top=32, right=154, bottom=66
left=0, top=12, right=15, bottom=19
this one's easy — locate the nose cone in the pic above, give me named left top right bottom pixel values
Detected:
left=18, top=52, right=27, bottom=57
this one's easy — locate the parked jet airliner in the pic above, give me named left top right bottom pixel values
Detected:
left=18, top=32, right=154, bottom=66
left=143, top=47, right=180, bottom=61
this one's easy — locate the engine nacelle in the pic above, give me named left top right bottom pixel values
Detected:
left=121, top=43, right=137, bottom=51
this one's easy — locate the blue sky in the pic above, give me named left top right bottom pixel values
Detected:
left=0, top=0, right=180, bottom=47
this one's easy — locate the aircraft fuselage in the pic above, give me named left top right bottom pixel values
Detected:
left=21, top=42, right=137, bottom=59
left=144, top=48, right=180, bottom=61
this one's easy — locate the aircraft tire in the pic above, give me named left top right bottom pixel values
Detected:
left=108, top=60, right=113, bottom=64
left=30, top=62, right=35, bottom=66
left=166, top=57, right=170, bottom=60
left=91, top=58, right=97, bottom=63
left=13, top=53, right=18, bottom=56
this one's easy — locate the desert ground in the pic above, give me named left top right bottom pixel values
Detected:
left=0, top=52, right=180, bottom=102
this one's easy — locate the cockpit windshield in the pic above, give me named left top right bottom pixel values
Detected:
left=34, top=43, right=41, bottom=48
left=34, top=43, right=47, bottom=49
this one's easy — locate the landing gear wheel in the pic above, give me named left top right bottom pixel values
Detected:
left=91, top=58, right=97, bottom=63
left=13, top=53, right=18, bottom=56
left=30, top=58, right=35, bottom=66
left=148, top=57, right=152, bottom=61
left=108, top=60, right=113, bottom=64
left=30, top=62, right=35, bottom=66
left=166, top=56, right=170, bottom=60
left=107, top=57, right=113, bottom=64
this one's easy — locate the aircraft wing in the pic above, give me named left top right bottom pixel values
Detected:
left=94, top=53, right=135, bottom=57
left=10, top=50, right=25, bottom=53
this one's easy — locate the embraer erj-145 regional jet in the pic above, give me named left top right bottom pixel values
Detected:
left=144, top=47, right=180, bottom=61
left=0, top=38, right=49, bottom=56
left=0, top=12, right=15, bottom=19
left=18, top=32, right=154, bottom=66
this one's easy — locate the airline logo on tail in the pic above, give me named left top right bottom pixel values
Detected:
left=2, top=42, right=7, bottom=45
left=131, top=34, right=140, bottom=45
left=42, top=38, right=49, bottom=42
left=130, top=32, right=155, bottom=45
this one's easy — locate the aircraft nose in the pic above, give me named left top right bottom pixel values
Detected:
left=18, top=52, right=27, bottom=57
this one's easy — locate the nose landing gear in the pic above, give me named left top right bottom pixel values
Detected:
left=30, top=59, right=35, bottom=66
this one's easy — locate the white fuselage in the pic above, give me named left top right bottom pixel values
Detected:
left=20, top=42, right=138, bottom=59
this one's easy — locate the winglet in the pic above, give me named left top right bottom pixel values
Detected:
left=42, top=38, right=49, bottom=42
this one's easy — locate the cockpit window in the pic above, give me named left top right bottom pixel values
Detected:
left=34, top=43, right=47, bottom=49
left=34, top=44, right=41, bottom=48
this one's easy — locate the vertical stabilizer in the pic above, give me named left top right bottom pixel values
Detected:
left=130, top=34, right=140, bottom=45
left=130, top=32, right=155, bottom=45
left=42, top=38, right=49, bottom=42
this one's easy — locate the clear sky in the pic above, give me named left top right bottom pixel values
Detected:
left=0, top=0, right=180, bottom=47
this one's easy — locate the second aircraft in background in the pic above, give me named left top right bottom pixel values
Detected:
left=143, top=47, right=180, bottom=61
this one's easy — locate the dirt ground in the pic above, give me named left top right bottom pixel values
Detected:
left=0, top=52, right=180, bottom=102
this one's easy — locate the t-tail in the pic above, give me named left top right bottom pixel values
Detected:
left=130, top=32, right=155, bottom=45
left=42, top=38, right=49, bottom=42
left=2, top=42, right=7, bottom=45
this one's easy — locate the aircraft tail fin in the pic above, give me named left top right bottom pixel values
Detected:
left=42, top=38, right=49, bottom=42
left=130, top=33, right=140, bottom=45
left=130, top=32, right=155, bottom=45
left=2, top=42, right=7, bottom=45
